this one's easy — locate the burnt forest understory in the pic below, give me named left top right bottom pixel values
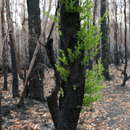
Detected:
left=1, top=0, right=130, bottom=129
left=1, top=63, right=130, bottom=129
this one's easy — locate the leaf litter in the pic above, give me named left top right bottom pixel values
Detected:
left=1, top=65, right=130, bottom=129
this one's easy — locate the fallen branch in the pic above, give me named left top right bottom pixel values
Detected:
left=18, top=40, right=41, bottom=105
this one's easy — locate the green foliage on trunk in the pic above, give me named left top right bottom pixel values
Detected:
left=52, top=0, right=105, bottom=107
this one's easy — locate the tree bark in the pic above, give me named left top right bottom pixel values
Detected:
left=27, top=0, right=44, bottom=101
left=6, top=0, right=19, bottom=97
left=122, top=0, right=128, bottom=87
left=93, top=0, right=98, bottom=25
left=1, top=0, right=8, bottom=90
left=47, top=1, right=85, bottom=130
left=101, top=0, right=110, bottom=80
left=114, top=2, right=120, bottom=66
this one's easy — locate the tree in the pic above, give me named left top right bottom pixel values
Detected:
left=26, top=0, right=44, bottom=101
left=101, top=0, right=110, bottom=80
left=17, top=0, right=56, bottom=106
left=114, top=1, right=120, bottom=66
left=47, top=0, right=104, bottom=129
left=6, top=0, right=19, bottom=97
left=58, top=0, right=84, bottom=129
left=93, top=0, right=98, bottom=25
left=122, top=0, right=128, bottom=87
left=46, top=0, right=84, bottom=129
left=93, top=0, right=100, bottom=63
left=118, top=3, right=124, bottom=64
left=1, top=0, right=8, bottom=90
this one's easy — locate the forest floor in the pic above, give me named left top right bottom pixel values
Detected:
left=1, top=64, right=130, bottom=130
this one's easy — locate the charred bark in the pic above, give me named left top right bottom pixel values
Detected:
left=114, top=2, right=120, bottom=66
left=59, top=4, right=84, bottom=129
left=122, top=0, right=128, bottom=87
left=27, top=0, right=44, bottom=101
left=47, top=1, right=85, bottom=130
left=1, top=0, right=8, bottom=90
left=93, top=0, right=98, bottom=25
left=101, top=0, right=110, bottom=80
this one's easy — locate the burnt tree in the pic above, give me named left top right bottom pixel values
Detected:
left=101, top=0, right=110, bottom=80
left=93, top=0, right=98, bottom=25
left=114, top=2, right=120, bottom=66
left=6, top=0, right=19, bottom=97
left=122, top=0, right=128, bottom=87
left=27, top=0, right=44, bottom=101
left=47, top=0, right=85, bottom=130
left=1, top=0, right=8, bottom=90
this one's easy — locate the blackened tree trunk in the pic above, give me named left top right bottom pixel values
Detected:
left=119, top=22, right=123, bottom=63
left=10, top=42, right=19, bottom=97
left=2, top=43, right=8, bottom=91
left=27, top=0, right=44, bottom=101
left=58, top=5, right=84, bottom=128
left=6, top=0, right=19, bottom=97
left=101, top=0, right=110, bottom=80
left=47, top=1, right=85, bottom=130
left=93, top=0, right=97, bottom=25
left=114, top=2, right=120, bottom=66
left=1, top=0, right=8, bottom=90
left=122, top=0, right=128, bottom=87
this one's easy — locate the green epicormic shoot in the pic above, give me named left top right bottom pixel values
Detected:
left=55, top=0, right=104, bottom=106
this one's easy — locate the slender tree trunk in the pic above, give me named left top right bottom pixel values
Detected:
left=93, top=0, right=100, bottom=63
left=119, top=22, right=123, bottom=63
left=93, top=0, right=97, bottom=25
left=2, top=44, right=8, bottom=91
left=101, top=0, right=110, bottom=80
left=122, top=0, right=128, bottom=87
left=1, top=0, right=8, bottom=90
left=5, top=0, right=19, bottom=97
left=27, top=0, right=44, bottom=101
left=107, top=0, right=111, bottom=64
left=114, top=2, right=120, bottom=66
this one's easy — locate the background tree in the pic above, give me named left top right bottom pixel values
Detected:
left=26, top=0, right=44, bottom=101
left=93, top=0, right=98, bottom=25
left=1, top=0, right=8, bottom=90
left=114, top=1, right=120, bottom=65
left=122, top=0, right=128, bottom=87
left=101, top=0, right=110, bottom=80
left=5, top=0, right=19, bottom=97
